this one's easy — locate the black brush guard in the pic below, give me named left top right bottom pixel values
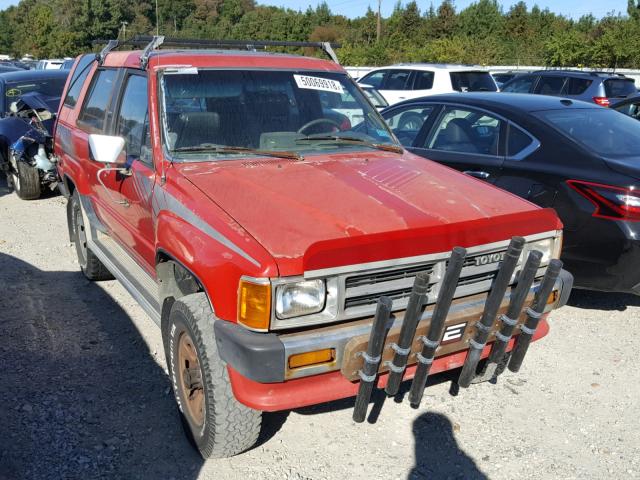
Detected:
left=352, top=237, right=564, bottom=423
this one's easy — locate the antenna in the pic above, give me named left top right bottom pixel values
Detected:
left=155, top=0, right=160, bottom=36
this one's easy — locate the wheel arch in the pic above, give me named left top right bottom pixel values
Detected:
left=156, top=249, right=217, bottom=336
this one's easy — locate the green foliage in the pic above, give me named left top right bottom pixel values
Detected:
left=1, top=0, right=639, bottom=68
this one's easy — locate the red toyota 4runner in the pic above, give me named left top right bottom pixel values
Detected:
left=55, top=37, right=573, bottom=458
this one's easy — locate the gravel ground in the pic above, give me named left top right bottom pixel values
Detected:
left=1, top=175, right=639, bottom=480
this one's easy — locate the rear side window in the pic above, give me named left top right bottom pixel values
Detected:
left=449, top=72, right=497, bottom=92
left=605, top=79, right=636, bottom=98
left=502, top=75, right=536, bottom=93
left=535, top=76, right=566, bottom=95
left=63, top=54, right=95, bottom=108
left=384, top=70, right=412, bottom=90
left=565, top=77, right=592, bottom=95
left=413, top=71, right=434, bottom=90
left=507, top=124, right=534, bottom=158
left=78, top=69, right=118, bottom=132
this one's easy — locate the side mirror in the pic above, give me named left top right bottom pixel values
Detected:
left=88, top=134, right=125, bottom=165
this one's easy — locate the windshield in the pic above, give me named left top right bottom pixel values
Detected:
left=450, top=72, right=497, bottom=92
left=534, top=107, right=640, bottom=157
left=160, top=69, right=397, bottom=160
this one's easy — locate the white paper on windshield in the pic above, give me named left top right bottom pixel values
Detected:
left=294, top=74, right=344, bottom=94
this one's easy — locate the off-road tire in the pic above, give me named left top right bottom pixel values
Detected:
left=12, top=160, right=41, bottom=200
left=164, top=293, right=262, bottom=459
left=70, top=190, right=113, bottom=281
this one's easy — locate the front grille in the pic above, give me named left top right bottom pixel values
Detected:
left=345, top=263, right=435, bottom=289
left=345, top=285, right=434, bottom=309
left=457, top=271, right=497, bottom=287
left=342, top=248, right=508, bottom=313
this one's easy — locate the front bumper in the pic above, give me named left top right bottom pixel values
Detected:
left=215, top=269, right=573, bottom=401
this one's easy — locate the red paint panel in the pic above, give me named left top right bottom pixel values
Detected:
left=229, top=318, right=550, bottom=411
left=177, top=152, right=561, bottom=276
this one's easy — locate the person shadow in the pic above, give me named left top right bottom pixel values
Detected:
left=409, top=412, right=487, bottom=480
left=0, top=252, right=204, bottom=480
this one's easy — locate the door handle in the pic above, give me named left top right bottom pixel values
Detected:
left=463, top=170, right=490, bottom=180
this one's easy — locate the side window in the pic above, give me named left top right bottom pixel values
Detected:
left=507, top=124, right=534, bottom=158
left=535, top=76, right=567, bottom=95
left=77, top=69, right=118, bottom=132
left=426, top=107, right=502, bottom=156
left=384, top=105, right=434, bottom=146
left=115, top=74, right=150, bottom=163
left=501, top=76, right=536, bottom=93
left=360, top=71, right=386, bottom=89
left=63, top=54, right=95, bottom=108
left=384, top=70, right=412, bottom=90
left=564, top=77, right=592, bottom=95
left=413, top=71, right=434, bottom=90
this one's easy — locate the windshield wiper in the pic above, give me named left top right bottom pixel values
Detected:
left=171, top=144, right=303, bottom=161
left=296, top=135, right=403, bottom=154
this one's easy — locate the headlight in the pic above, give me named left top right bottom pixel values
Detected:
left=275, top=280, right=326, bottom=319
left=525, top=237, right=556, bottom=265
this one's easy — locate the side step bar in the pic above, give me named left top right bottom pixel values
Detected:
left=79, top=195, right=161, bottom=325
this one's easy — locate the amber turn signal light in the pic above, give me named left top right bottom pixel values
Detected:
left=238, top=279, right=271, bottom=331
left=547, top=290, right=559, bottom=305
left=288, top=349, right=335, bottom=369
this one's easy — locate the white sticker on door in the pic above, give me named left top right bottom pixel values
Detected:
left=294, top=74, right=344, bottom=94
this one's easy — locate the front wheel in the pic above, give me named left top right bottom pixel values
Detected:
left=11, top=160, right=41, bottom=200
left=164, top=293, right=262, bottom=458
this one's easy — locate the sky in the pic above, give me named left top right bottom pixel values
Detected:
left=0, top=0, right=630, bottom=19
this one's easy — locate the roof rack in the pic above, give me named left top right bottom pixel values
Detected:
left=93, top=35, right=341, bottom=68
left=532, top=68, right=630, bottom=78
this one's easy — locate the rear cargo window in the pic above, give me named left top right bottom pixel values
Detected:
left=565, top=77, right=592, bottom=95
left=77, top=69, right=117, bottom=132
left=449, top=72, right=497, bottom=92
left=605, top=79, right=636, bottom=98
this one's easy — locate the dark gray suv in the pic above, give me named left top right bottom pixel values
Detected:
left=500, top=70, right=636, bottom=106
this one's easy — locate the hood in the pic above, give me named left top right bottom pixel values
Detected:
left=604, top=156, right=640, bottom=181
left=176, top=151, right=560, bottom=275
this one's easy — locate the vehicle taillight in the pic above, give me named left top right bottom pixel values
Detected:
left=340, top=118, right=351, bottom=130
left=592, top=96, right=610, bottom=107
left=567, top=180, right=640, bottom=221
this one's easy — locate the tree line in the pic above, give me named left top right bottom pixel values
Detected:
left=1, top=0, right=640, bottom=68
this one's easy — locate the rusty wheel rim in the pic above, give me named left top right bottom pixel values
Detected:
left=177, top=332, right=205, bottom=427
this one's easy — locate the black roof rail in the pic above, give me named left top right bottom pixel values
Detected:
left=93, top=36, right=342, bottom=66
